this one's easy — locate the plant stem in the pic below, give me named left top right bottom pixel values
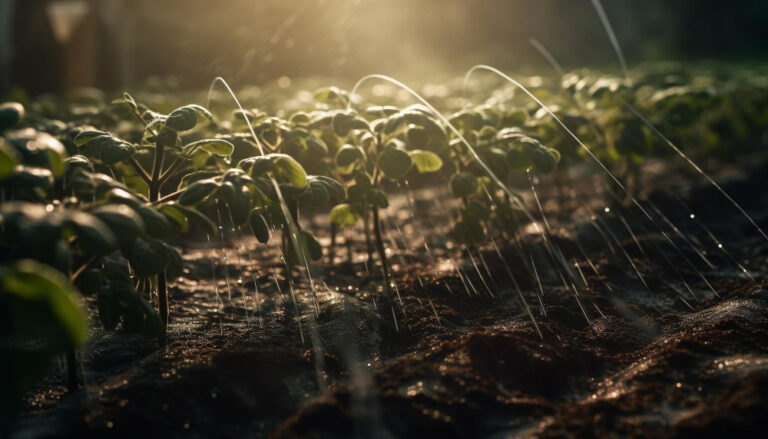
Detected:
left=70, top=256, right=97, bottom=282
left=149, top=144, right=165, bottom=202
left=128, top=157, right=151, bottom=184
left=329, top=222, right=337, bottom=269
left=65, top=347, right=78, bottom=392
left=371, top=205, right=390, bottom=287
left=149, top=142, right=168, bottom=329
left=362, top=204, right=374, bottom=270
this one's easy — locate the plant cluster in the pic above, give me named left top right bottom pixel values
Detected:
left=2, top=64, right=767, bottom=422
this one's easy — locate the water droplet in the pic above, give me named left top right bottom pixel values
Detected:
left=717, top=243, right=723, bottom=249
left=689, top=213, right=696, bottom=219
left=604, top=207, right=611, bottom=213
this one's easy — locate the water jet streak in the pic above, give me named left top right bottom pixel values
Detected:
left=349, top=73, right=577, bottom=283
left=589, top=0, right=631, bottom=84
left=463, top=65, right=721, bottom=298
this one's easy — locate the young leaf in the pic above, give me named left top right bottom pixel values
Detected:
left=80, top=135, right=136, bottom=165
left=450, top=172, right=477, bottom=198
left=330, top=203, right=362, bottom=227
left=136, top=206, right=172, bottom=238
left=73, top=129, right=108, bottom=147
left=249, top=208, right=270, bottom=244
left=165, top=104, right=213, bottom=132
left=128, top=237, right=168, bottom=278
left=408, top=150, right=443, bottom=173
left=184, top=139, right=234, bottom=157
left=332, top=111, right=370, bottom=137
left=0, top=143, right=17, bottom=179
left=0, top=260, right=87, bottom=349
left=335, top=144, right=365, bottom=167
left=178, top=179, right=220, bottom=206
left=0, top=102, right=24, bottom=131
left=270, top=154, right=307, bottom=188
left=378, top=148, right=412, bottom=180
left=91, top=204, right=145, bottom=250
left=169, top=203, right=218, bottom=236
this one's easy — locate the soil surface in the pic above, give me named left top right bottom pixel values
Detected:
left=11, top=156, right=768, bottom=438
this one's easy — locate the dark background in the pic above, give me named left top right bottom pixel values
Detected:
left=3, top=0, right=768, bottom=95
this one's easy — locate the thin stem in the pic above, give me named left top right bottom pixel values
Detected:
left=149, top=144, right=165, bottom=202
left=149, top=141, right=168, bottom=330
left=128, top=157, right=151, bottom=184
left=372, top=205, right=390, bottom=287
left=160, top=156, right=185, bottom=181
left=70, top=256, right=97, bottom=282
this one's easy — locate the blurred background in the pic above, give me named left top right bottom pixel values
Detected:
left=1, top=0, right=767, bottom=96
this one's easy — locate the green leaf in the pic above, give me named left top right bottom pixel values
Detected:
left=372, top=190, right=389, bottom=209
left=158, top=203, right=189, bottom=233
left=461, top=200, right=490, bottom=221
left=408, top=150, right=443, bottom=173
left=314, top=175, right=346, bottom=203
left=287, top=230, right=323, bottom=264
left=454, top=218, right=485, bottom=243
left=249, top=208, right=270, bottom=244
left=532, top=148, right=556, bottom=173
left=73, top=129, right=108, bottom=147
left=314, top=87, right=350, bottom=107
left=64, top=155, right=94, bottom=173
left=80, top=134, right=136, bottom=165
left=330, top=203, right=362, bottom=227
left=105, top=188, right=142, bottom=208
left=238, top=156, right=273, bottom=178
left=5, top=130, right=67, bottom=177
left=112, top=92, right=138, bottom=113
left=506, top=146, right=534, bottom=171
left=332, top=111, right=370, bottom=137
left=1, top=166, right=54, bottom=189
left=378, top=148, right=412, bottom=181
left=170, top=203, right=218, bottom=236
left=0, top=143, right=17, bottom=179
left=137, top=206, right=172, bottom=238
left=450, top=172, right=477, bottom=198
left=178, top=179, right=220, bottom=206
left=0, top=102, right=24, bottom=131
left=164, top=244, right=183, bottom=279
left=128, top=237, right=169, bottom=278
left=165, top=104, right=213, bottom=132
left=60, top=210, right=119, bottom=255
left=0, top=260, right=87, bottom=349
left=335, top=144, right=365, bottom=167
left=91, top=204, right=145, bottom=250
left=178, top=170, right=221, bottom=189
left=270, top=154, right=307, bottom=188
left=184, top=139, right=234, bottom=157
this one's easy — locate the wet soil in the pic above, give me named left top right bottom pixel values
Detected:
left=10, top=156, right=768, bottom=438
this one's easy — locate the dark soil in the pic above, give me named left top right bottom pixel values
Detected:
left=10, top=157, right=768, bottom=438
